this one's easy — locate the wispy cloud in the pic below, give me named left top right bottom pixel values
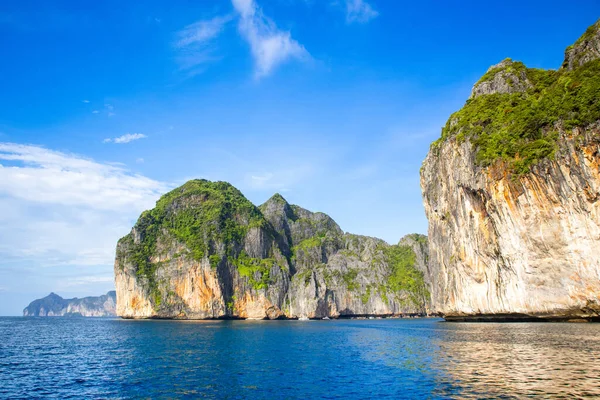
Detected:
left=0, top=142, right=169, bottom=268
left=96, top=103, right=117, bottom=117
left=243, top=164, right=314, bottom=192
left=173, top=1, right=308, bottom=78
left=82, top=99, right=90, bottom=103
left=174, top=14, right=233, bottom=75
left=232, top=0, right=309, bottom=78
left=64, top=275, right=114, bottom=287
left=176, top=15, right=233, bottom=48
left=345, top=0, right=378, bottom=24
left=250, top=172, right=274, bottom=187
left=103, top=133, right=147, bottom=144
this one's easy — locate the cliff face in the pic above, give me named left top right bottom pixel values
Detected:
left=421, top=20, right=600, bottom=321
left=114, top=180, right=430, bottom=319
left=23, top=291, right=116, bottom=317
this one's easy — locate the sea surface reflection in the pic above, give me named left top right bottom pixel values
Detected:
left=0, top=317, right=598, bottom=398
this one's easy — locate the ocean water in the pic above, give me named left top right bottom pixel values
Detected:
left=1, top=318, right=599, bottom=399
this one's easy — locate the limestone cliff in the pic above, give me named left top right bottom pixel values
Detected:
left=421, top=19, right=600, bottom=321
left=23, top=291, right=116, bottom=317
left=114, top=180, right=429, bottom=319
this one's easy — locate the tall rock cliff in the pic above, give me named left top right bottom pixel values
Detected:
left=114, top=180, right=430, bottom=319
left=421, top=20, right=600, bottom=321
left=23, top=291, right=116, bottom=317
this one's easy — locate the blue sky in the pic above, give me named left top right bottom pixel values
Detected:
left=0, top=0, right=598, bottom=315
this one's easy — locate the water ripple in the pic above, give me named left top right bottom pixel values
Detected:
left=0, top=318, right=598, bottom=399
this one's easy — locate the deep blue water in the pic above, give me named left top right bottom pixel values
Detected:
left=1, top=317, right=599, bottom=399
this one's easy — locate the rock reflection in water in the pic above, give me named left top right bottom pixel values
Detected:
left=432, top=322, right=600, bottom=398
left=2, top=317, right=599, bottom=398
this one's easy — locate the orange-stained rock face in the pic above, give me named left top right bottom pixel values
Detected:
left=113, top=186, right=432, bottom=320
left=421, top=126, right=600, bottom=319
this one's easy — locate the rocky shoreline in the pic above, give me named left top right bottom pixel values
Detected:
left=444, top=314, right=600, bottom=323
left=118, top=312, right=438, bottom=321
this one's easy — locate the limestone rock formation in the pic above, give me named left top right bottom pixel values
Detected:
left=563, top=19, right=600, bottom=70
left=23, top=291, right=116, bottom=317
left=114, top=179, right=429, bottom=319
left=421, top=19, right=600, bottom=321
left=470, top=59, right=532, bottom=99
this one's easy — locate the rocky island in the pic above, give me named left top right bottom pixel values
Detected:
left=23, top=291, right=117, bottom=317
left=114, top=180, right=430, bottom=319
left=421, top=20, right=600, bottom=321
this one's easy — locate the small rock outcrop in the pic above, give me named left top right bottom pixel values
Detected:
left=470, top=59, right=532, bottom=99
left=421, top=19, right=600, bottom=321
left=114, top=179, right=430, bottom=319
left=23, top=291, right=116, bottom=317
left=563, top=19, right=600, bottom=70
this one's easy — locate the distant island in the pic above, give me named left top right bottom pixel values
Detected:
left=23, top=291, right=117, bottom=317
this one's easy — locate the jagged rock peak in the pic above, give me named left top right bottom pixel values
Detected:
left=562, top=19, right=600, bottom=70
left=263, top=193, right=288, bottom=205
left=259, top=192, right=343, bottom=242
left=114, top=179, right=431, bottom=319
left=259, top=193, right=293, bottom=217
left=470, top=58, right=532, bottom=99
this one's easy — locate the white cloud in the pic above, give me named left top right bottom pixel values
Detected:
left=82, top=99, right=90, bottom=103
left=174, top=14, right=233, bottom=75
left=64, top=275, right=114, bottom=287
left=175, top=52, right=219, bottom=76
left=103, top=133, right=147, bottom=144
left=232, top=0, right=309, bottom=78
left=345, top=0, right=378, bottom=24
left=136, top=157, right=145, bottom=164
left=0, top=142, right=166, bottom=210
left=244, top=164, right=313, bottom=191
left=97, top=103, right=117, bottom=117
left=250, top=172, right=274, bottom=186
left=172, top=1, right=308, bottom=78
left=176, top=15, right=233, bottom=48
left=0, top=142, right=169, bottom=268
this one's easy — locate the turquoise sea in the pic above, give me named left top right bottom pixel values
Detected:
left=1, top=317, right=599, bottom=399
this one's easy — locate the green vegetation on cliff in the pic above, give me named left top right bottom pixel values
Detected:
left=155, top=180, right=266, bottom=259
left=563, top=20, right=600, bottom=67
left=383, top=244, right=429, bottom=307
left=117, top=179, right=431, bottom=313
left=432, top=20, right=600, bottom=175
left=235, top=251, right=277, bottom=290
left=119, top=180, right=269, bottom=297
